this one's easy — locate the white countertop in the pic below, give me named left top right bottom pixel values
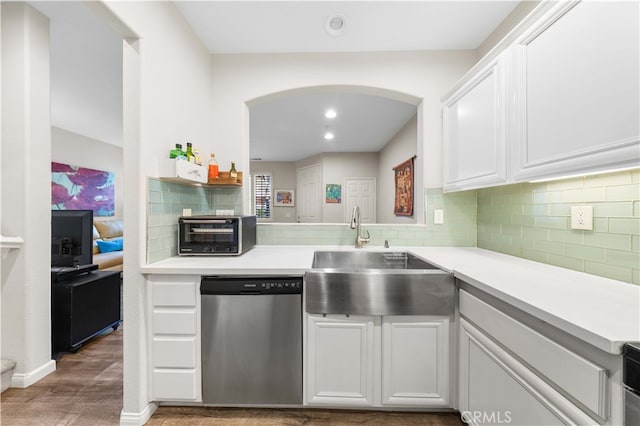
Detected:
left=142, top=245, right=640, bottom=354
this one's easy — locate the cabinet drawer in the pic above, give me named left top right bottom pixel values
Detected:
left=152, top=337, right=196, bottom=368
left=152, top=281, right=197, bottom=307
left=460, top=290, right=608, bottom=419
left=152, top=369, right=198, bottom=401
left=152, top=309, right=197, bottom=335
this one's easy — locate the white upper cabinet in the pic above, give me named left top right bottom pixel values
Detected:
left=512, top=0, right=639, bottom=181
left=443, top=54, right=507, bottom=192
left=442, top=0, right=640, bottom=191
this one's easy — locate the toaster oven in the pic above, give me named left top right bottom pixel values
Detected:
left=178, top=215, right=256, bottom=255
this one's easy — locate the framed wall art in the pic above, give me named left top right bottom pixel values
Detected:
left=325, top=184, right=342, bottom=203
left=274, top=189, right=295, bottom=207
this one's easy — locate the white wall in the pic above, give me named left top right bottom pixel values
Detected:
left=378, top=115, right=418, bottom=224
left=51, top=127, right=124, bottom=220
left=92, top=1, right=215, bottom=422
left=104, top=1, right=214, bottom=181
left=1, top=2, right=56, bottom=387
left=210, top=51, right=478, bottom=216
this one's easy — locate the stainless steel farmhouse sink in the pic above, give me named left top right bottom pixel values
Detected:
left=305, top=251, right=454, bottom=316
left=311, top=250, right=442, bottom=270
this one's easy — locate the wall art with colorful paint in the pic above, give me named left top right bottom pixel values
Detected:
left=51, top=162, right=115, bottom=216
left=325, top=184, right=342, bottom=203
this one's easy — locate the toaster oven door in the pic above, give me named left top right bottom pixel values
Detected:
left=179, top=219, right=239, bottom=254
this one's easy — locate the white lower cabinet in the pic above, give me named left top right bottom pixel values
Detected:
left=458, top=290, right=619, bottom=426
left=305, top=314, right=450, bottom=408
left=459, top=319, right=590, bottom=426
left=148, top=274, right=201, bottom=402
left=306, top=314, right=376, bottom=406
left=382, top=316, right=449, bottom=406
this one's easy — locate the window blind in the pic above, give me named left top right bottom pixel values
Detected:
left=254, top=174, right=272, bottom=219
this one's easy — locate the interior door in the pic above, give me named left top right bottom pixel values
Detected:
left=344, top=178, right=376, bottom=224
left=296, top=164, right=321, bottom=223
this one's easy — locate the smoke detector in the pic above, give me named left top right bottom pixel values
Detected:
left=325, top=14, right=347, bottom=36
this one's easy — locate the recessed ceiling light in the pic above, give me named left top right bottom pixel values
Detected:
left=325, top=109, right=337, bottom=119
left=325, top=14, right=347, bottom=37
left=324, top=132, right=334, bottom=140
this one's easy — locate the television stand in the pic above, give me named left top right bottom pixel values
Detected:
left=51, top=263, right=98, bottom=282
left=52, top=270, right=121, bottom=354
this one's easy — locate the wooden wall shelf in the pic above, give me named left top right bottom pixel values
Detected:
left=207, top=171, right=242, bottom=186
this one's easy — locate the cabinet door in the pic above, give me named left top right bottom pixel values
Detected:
left=443, top=54, right=507, bottom=192
left=306, top=314, right=376, bottom=406
left=148, top=275, right=201, bottom=402
left=382, top=316, right=449, bottom=406
left=459, top=319, right=596, bottom=426
left=513, top=0, right=640, bottom=181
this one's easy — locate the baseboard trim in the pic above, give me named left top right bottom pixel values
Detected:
left=10, top=359, right=56, bottom=388
left=120, top=402, right=158, bottom=426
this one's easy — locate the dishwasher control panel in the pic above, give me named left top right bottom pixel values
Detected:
left=201, top=275, right=302, bottom=295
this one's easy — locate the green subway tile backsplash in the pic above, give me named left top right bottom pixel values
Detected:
left=256, top=188, right=477, bottom=248
left=477, top=169, right=640, bottom=284
left=609, top=218, right=640, bottom=235
left=584, top=262, right=633, bottom=283
left=145, top=170, right=639, bottom=284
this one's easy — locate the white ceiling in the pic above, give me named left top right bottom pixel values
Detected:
left=250, top=92, right=417, bottom=162
left=28, top=1, right=520, bottom=150
left=175, top=1, right=520, bottom=54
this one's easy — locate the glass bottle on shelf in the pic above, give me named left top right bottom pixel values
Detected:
left=229, top=162, right=238, bottom=181
left=185, top=142, right=195, bottom=163
left=208, top=153, right=219, bottom=179
left=193, top=148, right=202, bottom=165
left=169, top=143, right=184, bottom=159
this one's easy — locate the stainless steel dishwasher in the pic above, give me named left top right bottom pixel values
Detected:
left=201, top=275, right=302, bottom=405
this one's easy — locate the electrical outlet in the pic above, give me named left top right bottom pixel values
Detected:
left=571, top=206, right=593, bottom=230
left=434, top=209, right=444, bottom=225
left=182, top=208, right=192, bottom=217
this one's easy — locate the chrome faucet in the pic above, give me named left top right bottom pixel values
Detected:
left=350, top=206, right=370, bottom=248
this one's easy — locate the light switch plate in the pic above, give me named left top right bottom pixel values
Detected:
left=571, top=206, right=593, bottom=230
left=434, top=209, right=444, bottom=225
left=182, top=208, right=192, bottom=216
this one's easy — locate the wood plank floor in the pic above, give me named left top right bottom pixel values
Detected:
left=1, top=325, right=464, bottom=425
left=147, top=407, right=465, bottom=425
left=0, top=326, right=123, bottom=425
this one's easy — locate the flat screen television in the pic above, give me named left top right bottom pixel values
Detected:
left=51, top=210, right=93, bottom=267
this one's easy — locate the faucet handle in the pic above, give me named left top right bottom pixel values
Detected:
left=363, top=230, right=370, bottom=240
